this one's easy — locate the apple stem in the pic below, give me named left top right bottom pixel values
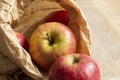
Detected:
left=73, top=55, right=80, bottom=64
left=46, top=33, right=54, bottom=45
left=46, top=33, right=51, bottom=41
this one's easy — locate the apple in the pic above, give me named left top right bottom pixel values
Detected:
left=16, top=32, right=29, bottom=52
left=29, top=22, right=76, bottom=71
left=45, top=10, right=69, bottom=25
left=49, top=54, right=100, bottom=80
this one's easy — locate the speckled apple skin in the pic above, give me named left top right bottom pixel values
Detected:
left=29, top=22, right=76, bottom=71
left=49, top=54, right=100, bottom=80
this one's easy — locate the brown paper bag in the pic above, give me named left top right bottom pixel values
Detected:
left=0, top=0, right=91, bottom=80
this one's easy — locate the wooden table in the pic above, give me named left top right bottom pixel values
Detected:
left=76, top=0, right=120, bottom=80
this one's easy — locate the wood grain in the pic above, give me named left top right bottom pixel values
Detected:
left=76, top=0, right=120, bottom=80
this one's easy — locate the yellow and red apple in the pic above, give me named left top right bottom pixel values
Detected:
left=29, top=22, right=76, bottom=71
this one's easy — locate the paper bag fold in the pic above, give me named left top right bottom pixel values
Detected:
left=0, top=0, right=91, bottom=80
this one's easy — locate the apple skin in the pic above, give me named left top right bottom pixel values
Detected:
left=45, top=10, right=69, bottom=25
left=29, top=22, right=76, bottom=71
left=49, top=54, right=100, bottom=80
left=16, top=32, right=29, bottom=52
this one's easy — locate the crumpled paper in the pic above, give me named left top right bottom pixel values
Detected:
left=0, top=0, right=91, bottom=80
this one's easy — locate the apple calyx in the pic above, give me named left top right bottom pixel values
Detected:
left=73, top=55, right=80, bottom=64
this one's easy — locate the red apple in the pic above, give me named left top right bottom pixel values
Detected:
left=45, top=10, right=69, bottom=25
left=16, top=32, right=29, bottom=52
left=49, top=54, right=100, bottom=80
left=29, top=22, right=76, bottom=71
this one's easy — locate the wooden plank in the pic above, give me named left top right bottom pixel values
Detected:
left=76, top=0, right=120, bottom=80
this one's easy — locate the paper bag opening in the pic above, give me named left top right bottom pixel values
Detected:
left=0, top=0, right=91, bottom=80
